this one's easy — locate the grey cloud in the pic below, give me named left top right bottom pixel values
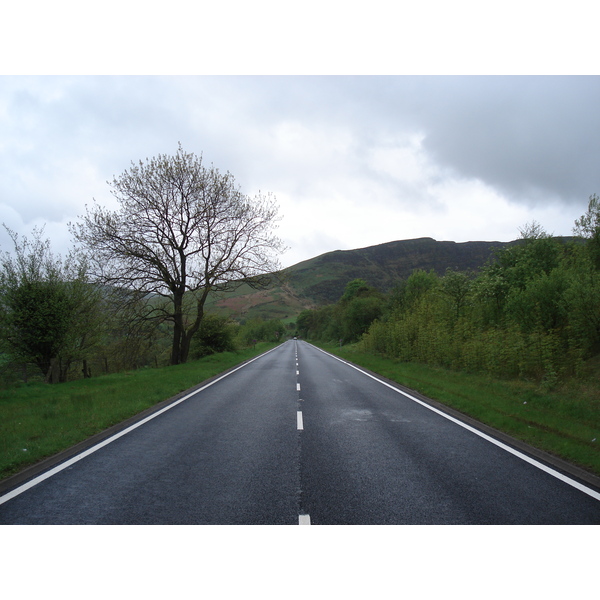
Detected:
left=253, top=76, right=599, bottom=205
left=407, top=76, right=600, bottom=206
left=202, top=76, right=599, bottom=209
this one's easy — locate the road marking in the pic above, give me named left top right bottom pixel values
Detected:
left=296, top=370, right=299, bottom=376
left=299, top=514, right=311, bottom=525
left=0, top=344, right=284, bottom=506
left=296, top=383, right=301, bottom=392
left=311, top=344, right=600, bottom=503
left=297, top=411, right=304, bottom=430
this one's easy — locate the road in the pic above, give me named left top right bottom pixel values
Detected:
left=1, top=340, right=599, bottom=524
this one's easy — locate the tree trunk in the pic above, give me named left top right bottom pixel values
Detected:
left=176, top=294, right=208, bottom=365
left=179, top=330, right=193, bottom=365
left=59, top=357, right=70, bottom=383
left=170, top=291, right=185, bottom=365
left=45, top=357, right=60, bottom=384
left=171, top=320, right=183, bottom=365
left=82, top=359, right=92, bottom=378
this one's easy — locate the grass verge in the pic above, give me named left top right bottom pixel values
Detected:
left=318, top=342, right=600, bottom=478
left=0, top=343, right=278, bottom=482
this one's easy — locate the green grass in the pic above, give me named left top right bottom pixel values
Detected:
left=318, top=343, right=600, bottom=478
left=0, top=343, right=278, bottom=482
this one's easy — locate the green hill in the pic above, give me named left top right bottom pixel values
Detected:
left=286, top=237, right=514, bottom=304
left=205, top=236, right=573, bottom=322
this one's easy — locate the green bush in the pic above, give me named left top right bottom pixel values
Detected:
left=189, top=314, right=237, bottom=359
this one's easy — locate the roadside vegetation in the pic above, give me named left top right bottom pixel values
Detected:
left=0, top=342, right=279, bottom=481
left=298, top=197, right=600, bottom=389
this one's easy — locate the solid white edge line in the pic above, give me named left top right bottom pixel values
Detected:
left=310, top=343, right=600, bottom=503
left=299, top=514, right=311, bottom=525
left=0, top=344, right=284, bottom=506
left=297, top=411, right=304, bottom=431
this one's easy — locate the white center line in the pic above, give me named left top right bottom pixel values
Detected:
left=299, top=514, right=311, bottom=525
left=297, top=411, right=304, bottom=430
left=296, top=383, right=301, bottom=392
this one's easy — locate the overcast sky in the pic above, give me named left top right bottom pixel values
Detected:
left=1, top=74, right=598, bottom=269
left=1, top=2, right=599, bottom=271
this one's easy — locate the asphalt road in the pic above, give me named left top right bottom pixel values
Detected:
left=1, top=340, right=599, bottom=524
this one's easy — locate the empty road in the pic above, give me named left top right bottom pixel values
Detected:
left=1, top=340, right=599, bottom=524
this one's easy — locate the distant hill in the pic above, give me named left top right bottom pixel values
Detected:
left=205, top=236, right=573, bottom=322
left=285, top=237, right=514, bottom=304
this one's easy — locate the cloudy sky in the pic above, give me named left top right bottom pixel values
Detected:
left=1, top=6, right=599, bottom=270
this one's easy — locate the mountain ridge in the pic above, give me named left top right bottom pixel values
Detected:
left=207, top=236, right=575, bottom=321
left=284, top=237, right=516, bottom=304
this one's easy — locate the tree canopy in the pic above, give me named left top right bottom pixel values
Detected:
left=71, top=145, right=285, bottom=365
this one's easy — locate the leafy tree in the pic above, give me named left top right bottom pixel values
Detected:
left=341, top=295, right=383, bottom=342
left=296, top=309, right=314, bottom=339
left=573, top=193, right=600, bottom=268
left=3, top=280, right=72, bottom=380
left=101, top=294, right=171, bottom=372
left=472, top=266, right=510, bottom=327
left=440, top=268, right=472, bottom=320
left=236, top=317, right=284, bottom=346
left=390, top=269, right=438, bottom=313
left=190, top=314, right=236, bottom=359
left=340, top=278, right=371, bottom=302
left=71, top=144, right=285, bottom=365
left=504, top=269, right=568, bottom=334
left=0, top=226, right=101, bottom=382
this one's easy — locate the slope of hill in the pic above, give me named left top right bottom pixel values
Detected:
left=286, top=237, right=516, bottom=304
left=203, top=237, right=509, bottom=321
left=205, top=236, right=575, bottom=322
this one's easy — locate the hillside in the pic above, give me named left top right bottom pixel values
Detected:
left=286, top=237, right=513, bottom=304
left=205, top=236, right=574, bottom=322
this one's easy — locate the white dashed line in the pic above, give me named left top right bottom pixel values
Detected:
left=299, top=514, right=311, bottom=525
left=297, top=411, right=304, bottom=430
left=296, top=383, right=301, bottom=392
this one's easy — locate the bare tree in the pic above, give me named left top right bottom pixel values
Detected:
left=518, top=220, right=550, bottom=240
left=71, top=145, right=286, bottom=365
